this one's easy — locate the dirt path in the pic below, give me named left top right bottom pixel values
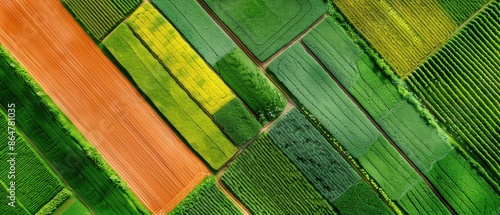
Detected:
left=402, top=0, right=496, bottom=79
left=0, top=1, right=209, bottom=214
left=301, top=41, right=458, bottom=215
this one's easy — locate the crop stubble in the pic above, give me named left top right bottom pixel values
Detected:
left=0, top=0, right=209, bottom=213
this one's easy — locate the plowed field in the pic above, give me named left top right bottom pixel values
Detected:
left=0, top=0, right=208, bottom=214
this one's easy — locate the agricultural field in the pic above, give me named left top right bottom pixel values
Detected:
left=104, top=24, right=237, bottom=170
left=170, top=177, right=242, bottom=215
left=222, top=134, right=335, bottom=214
left=333, top=0, right=457, bottom=76
left=127, top=4, right=262, bottom=146
left=407, top=0, right=500, bottom=181
left=62, top=0, right=141, bottom=40
left=1, top=0, right=499, bottom=214
left=204, top=0, right=327, bottom=61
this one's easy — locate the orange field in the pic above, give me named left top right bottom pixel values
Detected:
left=0, top=0, right=209, bottom=213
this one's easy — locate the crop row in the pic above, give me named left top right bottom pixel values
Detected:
left=0, top=46, right=144, bottom=214
left=104, top=24, right=237, bottom=170
left=436, top=0, right=491, bottom=24
left=222, top=134, right=335, bottom=214
left=62, top=0, right=141, bottom=40
left=170, top=177, right=242, bottom=215
left=0, top=110, right=63, bottom=214
left=332, top=0, right=456, bottom=75
left=407, top=1, right=500, bottom=179
left=127, top=4, right=261, bottom=146
left=305, top=13, right=500, bottom=214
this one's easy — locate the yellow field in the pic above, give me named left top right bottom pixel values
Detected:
left=128, top=4, right=234, bottom=113
left=334, top=0, right=456, bottom=76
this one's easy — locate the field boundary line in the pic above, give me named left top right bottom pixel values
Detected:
left=0, top=104, right=97, bottom=215
left=402, top=0, right=496, bottom=79
left=300, top=41, right=458, bottom=215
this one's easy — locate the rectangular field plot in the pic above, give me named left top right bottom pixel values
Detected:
left=127, top=4, right=262, bottom=146
left=104, top=24, right=237, bottom=170
left=268, top=108, right=360, bottom=203
left=62, top=0, right=141, bottom=40
left=333, top=182, right=393, bottom=215
left=222, top=134, right=335, bottom=214
left=170, top=177, right=242, bottom=215
left=205, top=0, right=327, bottom=61
left=151, top=0, right=236, bottom=66
left=407, top=1, right=500, bottom=180
left=302, top=17, right=452, bottom=173
left=333, top=0, right=456, bottom=76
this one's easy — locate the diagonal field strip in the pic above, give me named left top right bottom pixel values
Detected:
left=300, top=41, right=458, bottom=215
left=0, top=0, right=209, bottom=214
left=402, top=0, right=496, bottom=79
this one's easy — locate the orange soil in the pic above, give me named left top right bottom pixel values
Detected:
left=0, top=0, right=209, bottom=214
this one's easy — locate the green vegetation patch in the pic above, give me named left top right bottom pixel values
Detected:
left=407, top=1, right=500, bottom=180
left=0, top=46, right=145, bottom=214
left=222, top=134, right=335, bottom=214
left=170, top=177, right=242, bottom=215
left=302, top=17, right=452, bottom=172
left=104, top=24, right=237, bottom=169
left=334, top=181, right=393, bottom=215
left=214, top=48, right=286, bottom=124
left=268, top=108, right=360, bottom=204
left=427, top=150, right=500, bottom=214
left=436, top=0, right=490, bottom=24
left=0, top=111, right=63, bottom=214
left=62, top=0, right=142, bottom=41
left=213, top=99, right=262, bottom=146
left=36, top=188, right=72, bottom=215
left=268, top=43, right=378, bottom=158
left=205, top=0, right=327, bottom=61
left=398, top=180, right=450, bottom=215
left=151, top=0, right=236, bottom=65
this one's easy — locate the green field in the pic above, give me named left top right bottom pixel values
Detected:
left=215, top=48, right=286, bottom=124
left=333, top=182, right=393, bottom=215
left=222, top=134, right=335, bottom=214
left=62, top=0, right=141, bottom=41
left=0, top=46, right=145, bottom=214
left=150, top=0, right=236, bottom=66
left=407, top=1, right=500, bottom=180
left=0, top=111, right=63, bottom=214
left=205, top=0, right=327, bottom=61
left=428, top=150, right=500, bottom=214
left=437, top=0, right=491, bottom=24
left=127, top=4, right=262, bottom=146
left=398, top=180, right=450, bottom=215
left=170, top=177, right=242, bottom=215
left=302, top=17, right=452, bottom=172
left=104, top=24, right=237, bottom=170
left=268, top=108, right=360, bottom=203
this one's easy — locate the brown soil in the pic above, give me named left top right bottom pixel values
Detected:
left=0, top=0, right=209, bottom=214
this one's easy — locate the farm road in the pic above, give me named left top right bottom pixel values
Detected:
left=0, top=0, right=209, bottom=214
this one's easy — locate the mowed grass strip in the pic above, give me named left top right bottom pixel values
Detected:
left=104, top=24, right=237, bottom=170
left=333, top=0, right=456, bottom=76
left=62, top=0, right=141, bottom=41
left=205, top=0, right=327, bottom=61
left=407, top=1, right=500, bottom=180
left=268, top=108, right=360, bottom=204
left=0, top=110, right=64, bottom=214
left=127, top=4, right=261, bottom=146
left=151, top=0, right=236, bottom=66
left=0, top=46, right=144, bottom=214
left=214, top=48, right=286, bottom=124
left=169, top=176, right=242, bottom=215
left=222, top=134, right=335, bottom=214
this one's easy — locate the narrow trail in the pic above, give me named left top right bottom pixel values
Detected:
left=0, top=104, right=96, bottom=215
left=402, top=0, right=496, bottom=79
left=301, top=41, right=458, bottom=215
